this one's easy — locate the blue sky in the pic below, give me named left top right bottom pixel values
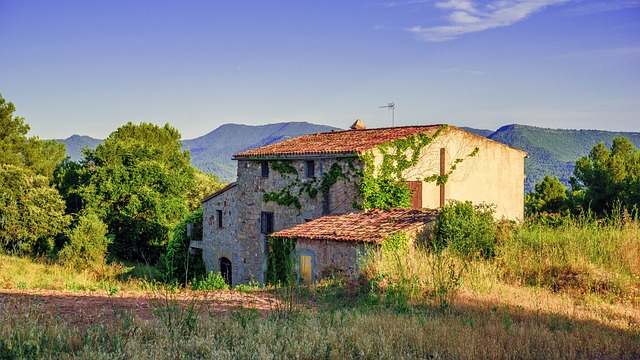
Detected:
left=1, top=0, right=638, bottom=139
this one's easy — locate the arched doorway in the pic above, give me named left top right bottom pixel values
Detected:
left=219, top=257, right=232, bottom=286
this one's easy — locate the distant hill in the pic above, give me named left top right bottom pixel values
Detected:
left=57, top=122, right=640, bottom=192
left=57, top=122, right=338, bottom=181
left=485, top=124, right=640, bottom=192
left=460, top=127, right=494, bottom=138
left=56, top=135, right=103, bottom=162
left=182, top=122, right=339, bottom=181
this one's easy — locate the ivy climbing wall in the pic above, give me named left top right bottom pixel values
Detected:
left=234, top=156, right=362, bottom=284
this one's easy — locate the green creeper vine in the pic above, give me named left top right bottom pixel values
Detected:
left=261, top=126, right=479, bottom=212
left=263, top=183, right=302, bottom=210
left=424, top=147, right=479, bottom=186
left=265, top=236, right=296, bottom=285
left=356, top=125, right=479, bottom=210
left=270, top=160, right=297, bottom=176
left=262, top=159, right=355, bottom=211
left=356, top=127, right=446, bottom=210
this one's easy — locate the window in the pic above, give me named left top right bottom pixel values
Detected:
left=260, top=211, right=274, bottom=234
left=261, top=161, right=269, bottom=178
left=216, top=209, right=223, bottom=228
left=305, top=160, right=315, bottom=178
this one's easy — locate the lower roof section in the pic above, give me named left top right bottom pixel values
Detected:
left=270, top=208, right=439, bottom=243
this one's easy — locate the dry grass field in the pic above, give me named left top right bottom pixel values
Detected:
left=1, top=218, right=639, bottom=359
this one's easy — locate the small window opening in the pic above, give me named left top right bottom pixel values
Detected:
left=261, top=161, right=269, bottom=178
left=305, top=160, right=315, bottom=178
left=216, top=209, right=223, bottom=228
left=261, top=211, right=274, bottom=234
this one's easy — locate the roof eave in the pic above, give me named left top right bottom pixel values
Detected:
left=233, top=152, right=359, bottom=161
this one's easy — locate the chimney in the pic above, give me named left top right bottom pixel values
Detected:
left=350, top=119, right=366, bottom=130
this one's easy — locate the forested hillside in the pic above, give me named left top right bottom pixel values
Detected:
left=486, top=124, right=640, bottom=192
left=58, top=122, right=640, bottom=191
left=59, top=122, right=338, bottom=181
left=182, top=122, right=338, bottom=181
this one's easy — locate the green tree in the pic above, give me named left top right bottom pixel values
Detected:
left=525, top=175, right=569, bottom=215
left=571, top=137, right=640, bottom=214
left=0, top=95, right=66, bottom=179
left=187, top=170, right=225, bottom=212
left=0, top=164, right=70, bottom=255
left=0, top=95, right=70, bottom=255
left=79, top=122, right=195, bottom=263
left=53, top=158, right=84, bottom=214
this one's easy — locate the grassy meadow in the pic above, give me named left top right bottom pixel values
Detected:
left=1, top=218, right=639, bottom=359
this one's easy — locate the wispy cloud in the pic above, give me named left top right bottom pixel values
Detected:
left=407, top=0, right=570, bottom=42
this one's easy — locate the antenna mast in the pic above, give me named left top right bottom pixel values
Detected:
left=379, top=102, right=395, bottom=127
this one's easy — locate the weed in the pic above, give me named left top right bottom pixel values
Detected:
left=192, top=271, right=228, bottom=291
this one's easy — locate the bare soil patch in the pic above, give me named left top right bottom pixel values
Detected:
left=0, top=289, right=278, bottom=329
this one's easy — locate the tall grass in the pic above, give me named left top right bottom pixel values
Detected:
left=1, top=218, right=639, bottom=358
left=497, top=217, right=640, bottom=298
left=1, top=296, right=638, bottom=359
left=0, top=254, right=149, bottom=292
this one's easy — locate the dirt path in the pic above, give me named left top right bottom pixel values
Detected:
left=0, top=289, right=279, bottom=329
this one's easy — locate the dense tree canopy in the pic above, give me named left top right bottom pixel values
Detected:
left=525, top=175, right=569, bottom=215
left=0, top=164, right=70, bottom=254
left=571, top=137, right=640, bottom=214
left=78, top=122, right=196, bottom=262
left=0, top=95, right=70, bottom=255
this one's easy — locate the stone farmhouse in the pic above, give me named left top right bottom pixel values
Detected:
left=191, top=122, right=526, bottom=285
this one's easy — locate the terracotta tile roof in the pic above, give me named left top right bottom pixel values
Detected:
left=201, top=182, right=237, bottom=203
left=233, top=125, right=444, bottom=158
left=270, top=208, right=439, bottom=243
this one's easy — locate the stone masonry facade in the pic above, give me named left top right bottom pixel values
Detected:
left=233, top=157, right=362, bottom=284
left=200, top=156, right=364, bottom=285
left=198, top=124, right=526, bottom=285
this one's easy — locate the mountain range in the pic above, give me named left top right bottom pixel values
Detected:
left=56, top=122, right=640, bottom=192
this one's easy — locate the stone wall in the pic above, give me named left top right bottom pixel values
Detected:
left=235, top=157, right=362, bottom=284
left=201, top=185, right=239, bottom=284
left=295, top=239, right=365, bottom=280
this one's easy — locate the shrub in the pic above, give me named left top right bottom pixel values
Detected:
left=158, top=208, right=207, bottom=286
left=58, top=212, right=112, bottom=269
left=432, top=201, right=497, bottom=259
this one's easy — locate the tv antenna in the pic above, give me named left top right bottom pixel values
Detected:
left=379, top=102, right=395, bottom=127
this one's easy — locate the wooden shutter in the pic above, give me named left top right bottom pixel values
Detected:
left=405, top=181, right=423, bottom=209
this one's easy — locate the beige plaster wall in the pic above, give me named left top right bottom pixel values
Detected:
left=372, top=126, right=526, bottom=220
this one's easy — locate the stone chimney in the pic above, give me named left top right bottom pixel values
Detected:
left=350, top=119, right=366, bottom=130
